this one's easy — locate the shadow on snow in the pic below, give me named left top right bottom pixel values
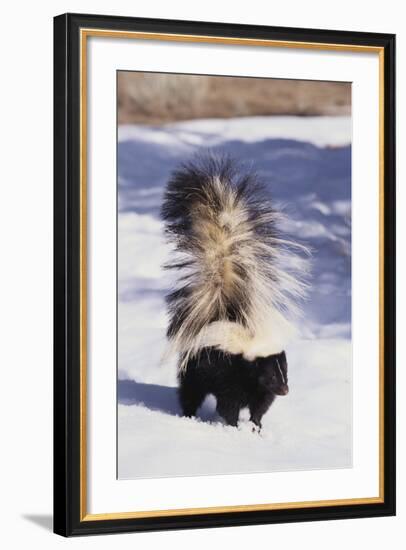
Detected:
left=117, top=379, right=219, bottom=422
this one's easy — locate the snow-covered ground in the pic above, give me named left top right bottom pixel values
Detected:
left=117, top=116, right=352, bottom=479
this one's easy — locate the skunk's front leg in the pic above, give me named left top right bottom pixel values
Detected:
left=249, top=417, right=263, bottom=432
left=249, top=393, right=275, bottom=432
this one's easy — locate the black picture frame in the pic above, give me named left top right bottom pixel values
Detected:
left=54, top=12, right=396, bottom=537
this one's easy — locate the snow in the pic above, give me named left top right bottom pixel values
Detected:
left=118, top=115, right=351, bottom=148
left=117, top=116, right=352, bottom=479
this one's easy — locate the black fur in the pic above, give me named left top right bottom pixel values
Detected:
left=178, top=349, right=289, bottom=430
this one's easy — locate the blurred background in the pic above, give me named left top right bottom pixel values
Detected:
left=118, top=72, right=351, bottom=124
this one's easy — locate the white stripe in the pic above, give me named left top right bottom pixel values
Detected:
left=276, top=358, right=286, bottom=384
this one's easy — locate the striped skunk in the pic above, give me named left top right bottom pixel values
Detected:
left=179, top=350, right=288, bottom=430
left=161, top=154, right=309, bottom=428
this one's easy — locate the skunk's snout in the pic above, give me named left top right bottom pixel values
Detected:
left=276, top=384, right=289, bottom=396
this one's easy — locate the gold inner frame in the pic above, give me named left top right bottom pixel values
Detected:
left=79, top=28, right=385, bottom=522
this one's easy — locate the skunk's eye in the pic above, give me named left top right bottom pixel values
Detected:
left=271, top=374, right=277, bottom=382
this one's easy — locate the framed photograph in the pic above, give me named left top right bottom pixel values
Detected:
left=53, top=13, right=396, bottom=536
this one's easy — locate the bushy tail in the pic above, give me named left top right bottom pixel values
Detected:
left=161, top=154, right=309, bottom=366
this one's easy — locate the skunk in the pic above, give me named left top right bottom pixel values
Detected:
left=179, top=350, right=289, bottom=430
left=161, top=154, right=309, bottom=427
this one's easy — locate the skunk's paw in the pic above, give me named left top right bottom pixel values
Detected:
left=250, top=422, right=262, bottom=435
left=238, top=421, right=262, bottom=435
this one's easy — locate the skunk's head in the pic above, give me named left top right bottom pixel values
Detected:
left=255, top=351, right=289, bottom=396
